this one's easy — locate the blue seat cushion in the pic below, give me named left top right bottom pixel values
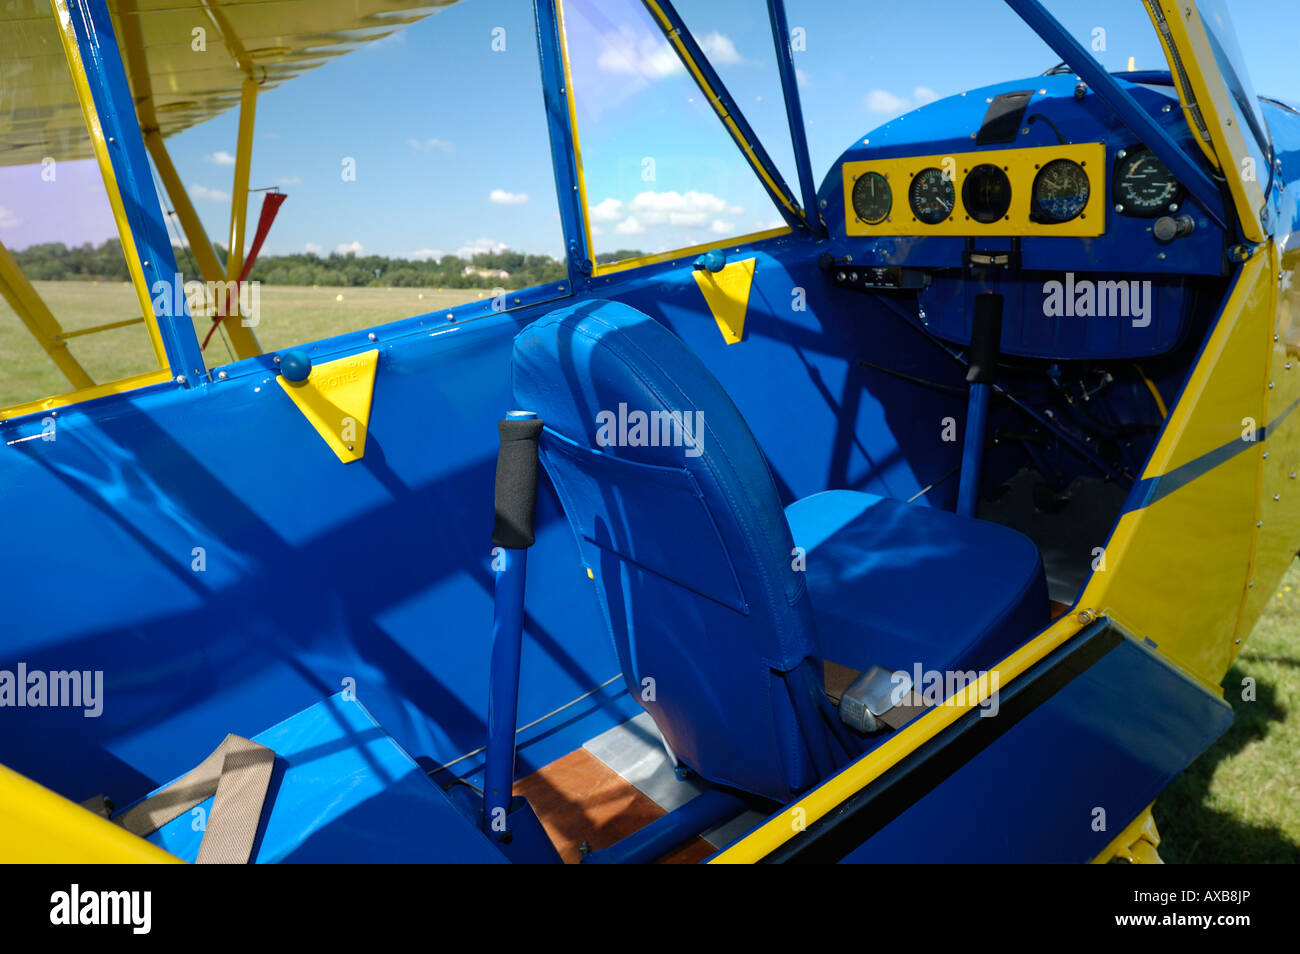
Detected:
left=785, top=490, right=1048, bottom=677
left=125, top=693, right=506, bottom=864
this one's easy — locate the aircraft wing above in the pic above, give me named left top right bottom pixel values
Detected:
left=2, top=0, right=458, bottom=168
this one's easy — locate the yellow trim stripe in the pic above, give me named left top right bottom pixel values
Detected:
left=1142, top=0, right=1220, bottom=171
left=0, top=369, right=172, bottom=423
left=641, top=0, right=800, bottom=222
left=554, top=0, right=596, bottom=275
left=593, top=226, right=791, bottom=278
left=710, top=611, right=1086, bottom=862
left=1151, top=0, right=1266, bottom=243
left=0, top=762, right=182, bottom=863
left=49, top=0, right=168, bottom=370
left=556, top=0, right=795, bottom=278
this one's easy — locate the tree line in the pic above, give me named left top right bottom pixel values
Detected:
left=11, top=240, right=646, bottom=289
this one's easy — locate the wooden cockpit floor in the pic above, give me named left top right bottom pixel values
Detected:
left=514, top=749, right=714, bottom=864
left=513, top=711, right=768, bottom=863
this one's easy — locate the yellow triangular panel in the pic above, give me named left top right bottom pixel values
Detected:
left=692, top=257, right=755, bottom=345
left=277, top=350, right=378, bottom=463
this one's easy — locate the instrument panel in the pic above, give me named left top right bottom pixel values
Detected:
left=841, top=142, right=1106, bottom=238
left=1112, top=146, right=1184, bottom=217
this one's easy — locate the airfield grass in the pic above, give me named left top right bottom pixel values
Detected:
left=1155, top=561, right=1300, bottom=863
left=2, top=280, right=1298, bottom=862
left=0, top=280, right=499, bottom=407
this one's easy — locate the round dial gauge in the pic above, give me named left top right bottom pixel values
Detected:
left=1114, top=148, right=1181, bottom=216
left=961, top=164, right=1012, bottom=223
left=909, top=168, right=955, bottom=224
left=1031, top=159, right=1090, bottom=223
left=851, top=171, right=892, bottom=225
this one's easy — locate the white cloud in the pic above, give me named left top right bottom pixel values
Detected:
left=863, top=89, right=910, bottom=114
left=588, top=190, right=745, bottom=242
left=204, top=151, right=236, bottom=165
left=0, top=204, right=21, bottom=229
left=304, top=242, right=323, bottom=254
left=275, top=176, right=302, bottom=186
left=864, top=86, right=944, bottom=115
left=699, top=32, right=742, bottom=66
left=590, top=198, right=624, bottom=222
left=189, top=183, right=229, bottom=202
left=408, top=138, right=453, bottom=153
left=597, top=29, right=741, bottom=80
left=489, top=188, right=529, bottom=205
left=337, top=241, right=363, bottom=255
left=626, top=190, right=743, bottom=223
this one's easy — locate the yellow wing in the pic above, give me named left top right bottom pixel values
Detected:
left=2, top=0, right=457, bottom=167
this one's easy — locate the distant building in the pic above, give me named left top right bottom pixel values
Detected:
left=462, top=266, right=511, bottom=280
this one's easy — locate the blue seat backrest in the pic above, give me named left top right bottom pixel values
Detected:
left=513, top=300, right=843, bottom=800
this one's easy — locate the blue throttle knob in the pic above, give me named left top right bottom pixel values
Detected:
left=694, top=248, right=726, bottom=273
left=279, top=349, right=312, bottom=383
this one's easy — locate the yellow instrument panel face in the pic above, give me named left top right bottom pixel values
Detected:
left=842, top=142, right=1106, bottom=238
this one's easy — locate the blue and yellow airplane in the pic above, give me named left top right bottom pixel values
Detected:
left=0, top=0, right=1296, bottom=864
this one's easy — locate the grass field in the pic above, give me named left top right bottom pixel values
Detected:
left=2, top=280, right=1297, bottom=861
left=0, top=280, right=499, bottom=408
left=1156, top=562, right=1300, bottom=862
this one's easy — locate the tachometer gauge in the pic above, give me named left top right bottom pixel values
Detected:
left=1031, top=159, right=1090, bottom=223
left=961, top=164, right=1012, bottom=223
left=851, top=171, right=892, bottom=225
left=909, top=167, right=955, bottom=224
left=1113, top=148, right=1181, bottom=217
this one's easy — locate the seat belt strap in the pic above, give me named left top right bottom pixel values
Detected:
left=115, top=734, right=274, bottom=864
left=877, top=690, right=927, bottom=730
left=825, top=662, right=929, bottom=733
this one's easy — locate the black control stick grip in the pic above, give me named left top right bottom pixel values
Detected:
left=491, top=415, right=545, bottom=549
left=967, top=293, right=1004, bottom=385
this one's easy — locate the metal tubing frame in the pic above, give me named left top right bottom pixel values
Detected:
left=115, top=0, right=221, bottom=287
left=214, top=76, right=267, bottom=358
left=0, top=241, right=96, bottom=390
left=59, top=0, right=208, bottom=384
left=533, top=0, right=592, bottom=285
left=226, top=78, right=258, bottom=290
left=957, top=382, right=991, bottom=517
left=484, top=547, right=529, bottom=839
left=640, top=0, right=808, bottom=233
left=1003, top=0, right=1228, bottom=231
left=584, top=789, right=748, bottom=864
left=765, top=0, right=823, bottom=236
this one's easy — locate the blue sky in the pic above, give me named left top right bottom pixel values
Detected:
left=3, top=0, right=1296, bottom=262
